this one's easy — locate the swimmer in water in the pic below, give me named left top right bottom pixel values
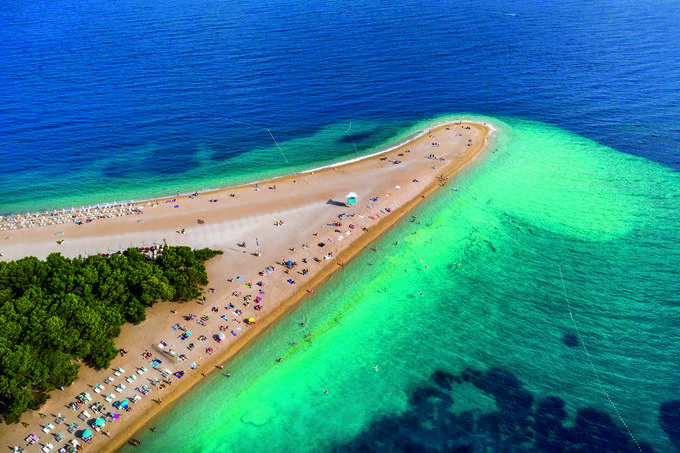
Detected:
left=374, top=365, right=379, bottom=371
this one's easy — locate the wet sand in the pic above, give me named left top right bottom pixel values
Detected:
left=0, top=121, right=492, bottom=452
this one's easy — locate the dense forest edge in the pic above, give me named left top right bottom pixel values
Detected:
left=0, top=245, right=223, bottom=423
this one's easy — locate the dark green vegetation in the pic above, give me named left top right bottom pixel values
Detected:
left=0, top=246, right=222, bottom=423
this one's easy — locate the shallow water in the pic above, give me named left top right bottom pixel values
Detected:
left=120, top=118, right=680, bottom=452
left=4, top=0, right=680, bottom=450
left=2, top=0, right=680, bottom=215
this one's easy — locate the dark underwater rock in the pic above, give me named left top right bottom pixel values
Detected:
left=562, top=333, right=579, bottom=346
left=470, top=368, right=534, bottom=426
left=431, top=370, right=455, bottom=390
left=333, top=367, right=654, bottom=453
left=659, top=400, right=680, bottom=450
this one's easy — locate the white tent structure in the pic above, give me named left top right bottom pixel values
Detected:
left=345, top=192, right=358, bottom=205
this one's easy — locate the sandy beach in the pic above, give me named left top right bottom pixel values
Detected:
left=0, top=121, right=491, bottom=452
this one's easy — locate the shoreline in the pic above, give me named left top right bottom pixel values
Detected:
left=0, top=119, right=493, bottom=223
left=108, top=120, right=495, bottom=450
left=1, top=120, right=492, bottom=453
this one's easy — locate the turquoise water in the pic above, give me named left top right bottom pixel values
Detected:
left=6, top=0, right=680, bottom=448
left=4, top=0, right=680, bottom=216
left=120, top=118, right=680, bottom=452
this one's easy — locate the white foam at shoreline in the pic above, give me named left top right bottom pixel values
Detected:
left=1, top=120, right=496, bottom=220
left=302, top=119, right=496, bottom=174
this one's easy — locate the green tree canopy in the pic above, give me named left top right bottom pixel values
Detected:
left=0, top=246, right=222, bottom=423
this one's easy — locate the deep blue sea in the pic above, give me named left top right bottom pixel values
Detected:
left=2, top=0, right=680, bottom=452
left=2, top=0, right=679, bottom=215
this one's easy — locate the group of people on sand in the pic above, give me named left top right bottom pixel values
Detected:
left=1, top=202, right=144, bottom=231
left=13, top=127, right=468, bottom=452
left=8, top=137, right=457, bottom=450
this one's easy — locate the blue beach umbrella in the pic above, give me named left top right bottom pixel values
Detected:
left=95, top=418, right=105, bottom=426
left=82, top=429, right=93, bottom=439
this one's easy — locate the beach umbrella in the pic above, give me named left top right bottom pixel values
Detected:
left=120, top=400, right=129, bottom=408
left=285, top=260, right=294, bottom=265
left=248, top=317, right=255, bottom=323
left=346, top=192, right=358, bottom=205
left=237, top=276, right=244, bottom=280
left=218, top=333, right=225, bottom=340
left=95, top=418, right=105, bottom=427
left=81, top=430, right=93, bottom=439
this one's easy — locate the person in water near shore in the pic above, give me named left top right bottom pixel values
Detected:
left=0, top=121, right=490, bottom=451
